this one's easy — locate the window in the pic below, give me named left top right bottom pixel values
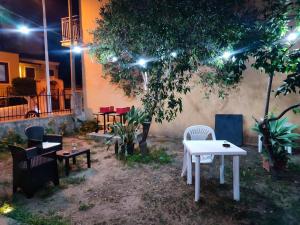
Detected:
left=49, top=69, right=54, bottom=76
left=0, top=62, right=9, bottom=83
left=25, top=67, right=35, bottom=78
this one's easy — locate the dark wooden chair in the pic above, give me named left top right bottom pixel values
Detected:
left=25, top=126, right=63, bottom=154
left=9, top=145, right=59, bottom=198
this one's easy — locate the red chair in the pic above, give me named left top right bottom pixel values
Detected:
left=95, top=106, right=115, bottom=133
left=114, top=107, right=130, bottom=124
left=99, top=106, right=114, bottom=113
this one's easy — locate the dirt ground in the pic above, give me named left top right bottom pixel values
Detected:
left=1, top=136, right=300, bottom=225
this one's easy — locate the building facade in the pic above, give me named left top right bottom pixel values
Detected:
left=79, top=0, right=299, bottom=144
left=0, top=51, right=64, bottom=96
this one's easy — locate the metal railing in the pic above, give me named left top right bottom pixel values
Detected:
left=0, top=92, right=72, bottom=122
left=61, top=15, right=80, bottom=43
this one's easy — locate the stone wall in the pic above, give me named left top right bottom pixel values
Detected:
left=0, top=114, right=76, bottom=139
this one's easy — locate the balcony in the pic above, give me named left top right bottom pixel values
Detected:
left=61, top=15, right=80, bottom=47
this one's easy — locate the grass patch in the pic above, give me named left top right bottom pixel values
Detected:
left=287, top=161, right=300, bottom=172
left=62, top=176, right=86, bottom=185
left=78, top=203, right=95, bottom=211
left=36, top=186, right=58, bottom=199
left=0, top=203, right=69, bottom=225
left=127, top=147, right=172, bottom=166
left=0, top=151, right=10, bottom=160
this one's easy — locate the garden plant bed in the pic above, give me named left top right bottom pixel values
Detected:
left=0, top=136, right=300, bottom=225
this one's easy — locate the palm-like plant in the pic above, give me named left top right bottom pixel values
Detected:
left=107, top=107, right=147, bottom=156
left=253, top=116, right=299, bottom=169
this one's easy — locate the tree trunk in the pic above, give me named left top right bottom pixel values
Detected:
left=261, top=74, right=276, bottom=171
left=264, top=74, right=274, bottom=117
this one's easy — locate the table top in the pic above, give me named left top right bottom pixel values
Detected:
left=183, top=140, right=247, bottom=156
left=93, top=111, right=116, bottom=115
left=42, top=142, right=61, bottom=149
left=56, top=148, right=90, bottom=158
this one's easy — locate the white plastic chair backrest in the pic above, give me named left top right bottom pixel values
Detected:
left=184, top=125, right=216, bottom=141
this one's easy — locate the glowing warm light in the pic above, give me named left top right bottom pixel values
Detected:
left=137, top=58, right=147, bottom=68
left=222, top=51, right=232, bottom=60
left=286, top=32, right=298, bottom=42
left=0, top=203, right=14, bottom=214
left=17, top=25, right=30, bottom=34
left=170, top=51, right=177, bottom=58
left=72, top=46, right=82, bottom=54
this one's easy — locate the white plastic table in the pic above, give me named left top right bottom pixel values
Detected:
left=183, top=140, right=247, bottom=202
left=42, top=142, right=61, bottom=149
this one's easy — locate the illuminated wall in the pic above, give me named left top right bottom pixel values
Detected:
left=79, top=0, right=300, bottom=144
left=0, top=51, right=20, bottom=93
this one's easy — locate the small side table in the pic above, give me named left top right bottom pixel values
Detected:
left=56, top=148, right=91, bottom=176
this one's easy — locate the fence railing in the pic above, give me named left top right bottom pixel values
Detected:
left=61, top=15, right=80, bottom=43
left=0, top=93, right=72, bottom=122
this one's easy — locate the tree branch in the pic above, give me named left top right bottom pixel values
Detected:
left=268, top=103, right=300, bottom=122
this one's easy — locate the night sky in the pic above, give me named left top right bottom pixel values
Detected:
left=0, top=0, right=81, bottom=88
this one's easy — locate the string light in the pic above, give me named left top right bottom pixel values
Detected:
left=222, top=51, right=232, bottom=60
left=170, top=51, right=177, bottom=58
left=72, top=46, right=82, bottom=54
left=286, top=32, right=298, bottom=42
left=111, top=56, right=118, bottom=62
left=137, top=58, right=147, bottom=68
left=17, top=25, right=30, bottom=34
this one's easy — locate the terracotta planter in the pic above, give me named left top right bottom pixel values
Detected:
left=115, top=142, right=134, bottom=156
left=139, top=122, right=151, bottom=156
left=262, top=158, right=270, bottom=172
left=126, top=143, right=134, bottom=155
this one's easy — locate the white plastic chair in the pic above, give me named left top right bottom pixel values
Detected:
left=181, top=125, right=216, bottom=177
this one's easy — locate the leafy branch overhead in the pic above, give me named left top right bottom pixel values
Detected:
left=91, top=0, right=300, bottom=122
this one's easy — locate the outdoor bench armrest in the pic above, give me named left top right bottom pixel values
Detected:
left=41, top=150, right=57, bottom=159
left=27, top=139, right=43, bottom=148
left=25, top=147, right=39, bottom=159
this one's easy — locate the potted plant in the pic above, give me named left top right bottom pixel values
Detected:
left=253, top=116, right=299, bottom=172
left=107, top=107, right=147, bottom=157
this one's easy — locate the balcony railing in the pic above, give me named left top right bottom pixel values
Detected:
left=61, top=15, right=80, bottom=47
left=0, top=92, right=72, bottom=122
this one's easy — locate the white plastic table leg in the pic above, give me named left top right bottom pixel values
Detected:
left=286, top=146, right=292, bottom=154
left=258, top=135, right=262, bottom=153
left=220, top=155, right=225, bottom=184
left=195, top=155, right=201, bottom=202
left=187, top=150, right=192, bottom=185
left=181, top=147, right=187, bottom=177
left=233, top=156, right=240, bottom=201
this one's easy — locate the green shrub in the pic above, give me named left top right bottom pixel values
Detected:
left=0, top=203, right=69, bottom=225
left=58, top=121, right=69, bottom=136
left=78, top=119, right=98, bottom=134
left=78, top=203, right=95, bottom=211
left=252, top=116, right=300, bottom=169
left=45, top=118, right=57, bottom=134
left=0, top=129, right=25, bottom=152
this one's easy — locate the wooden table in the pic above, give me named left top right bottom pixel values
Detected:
left=94, top=111, right=115, bottom=133
left=183, top=140, right=247, bottom=202
left=56, top=148, right=91, bottom=176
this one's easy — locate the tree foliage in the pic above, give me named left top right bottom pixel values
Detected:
left=91, top=0, right=264, bottom=122
left=91, top=0, right=300, bottom=124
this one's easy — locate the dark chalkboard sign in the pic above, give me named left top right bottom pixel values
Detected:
left=215, top=114, right=243, bottom=146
